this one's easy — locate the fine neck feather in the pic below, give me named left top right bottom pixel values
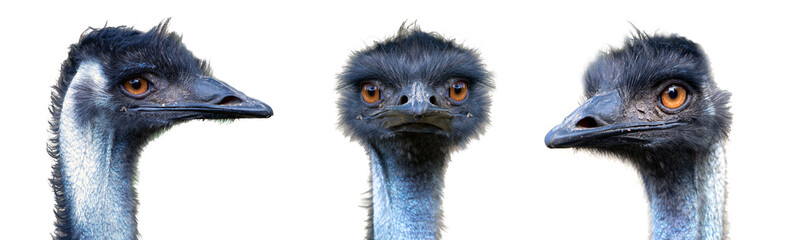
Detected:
left=366, top=139, right=450, bottom=240
left=640, top=142, right=727, bottom=240
left=52, top=61, right=140, bottom=239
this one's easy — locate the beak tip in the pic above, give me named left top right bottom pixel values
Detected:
left=260, top=104, right=274, bottom=118
left=544, top=137, right=558, bottom=149
left=255, top=108, right=273, bottom=119
left=246, top=99, right=273, bottom=118
left=544, top=127, right=560, bottom=148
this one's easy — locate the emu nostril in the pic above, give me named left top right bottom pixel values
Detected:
left=217, top=96, right=243, bottom=105
left=576, top=117, right=600, bottom=128
left=398, top=96, right=409, bottom=105
left=429, top=96, right=437, bottom=105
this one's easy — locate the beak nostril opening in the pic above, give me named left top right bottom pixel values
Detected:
left=576, top=117, right=600, bottom=128
left=217, top=96, right=243, bottom=105
left=429, top=96, right=437, bottom=105
left=398, top=96, right=409, bottom=105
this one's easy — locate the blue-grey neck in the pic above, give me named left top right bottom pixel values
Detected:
left=640, top=142, right=727, bottom=240
left=57, top=119, right=139, bottom=239
left=54, top=61, right=140, bottom=239
left=366, top=141, right=450, bottom=240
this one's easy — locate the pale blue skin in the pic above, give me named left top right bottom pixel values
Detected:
left=644, top=142, right=727, bottom=240
left=367, top=142, right=448, bottom=240
left=57, top=62, right=138, bottom=239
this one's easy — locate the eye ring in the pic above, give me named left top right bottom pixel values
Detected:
left=121, top=77, right=152, bottom=98
left=361, top=82, right=380, bottom=104
left=659, top=84, right=688, bottom=111
left=448, top=80, right=469, bottom=102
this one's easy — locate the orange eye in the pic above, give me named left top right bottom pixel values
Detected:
left=449, top=80, right=468, bottom=102
left=361, top=83, right=380, bottom=103
left=660, top=85, right=687, bottom=109
left=123, top=77, right=149, bottom=96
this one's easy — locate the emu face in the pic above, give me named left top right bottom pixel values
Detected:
left=338, top=29, right=492, bottom=146
left=61, top=24, right=272, bottom=137
left=545, top=34, right=731, bottom=156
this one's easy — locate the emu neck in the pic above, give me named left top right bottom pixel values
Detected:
left=56, top=63, right=139, bottom=239
left=639, top=142, right=727, bottom=240
left=367, top=137, right=450, bottom=240
left=59, top=118, right=138, bottom=239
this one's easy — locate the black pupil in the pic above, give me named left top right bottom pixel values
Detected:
left=365, top=85, right=377, bottom=96
left=129, top=79, right=142, bottom=89
left=453, top=83, right=464, bottom=94
left=667, top=86, right=678, bottom=99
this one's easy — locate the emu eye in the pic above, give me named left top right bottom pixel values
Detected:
left=361, top=83, right=380, bottom=103
left=660, top=85, right=687, bottom=109
left=122, top=77, right=149, bottom=96
left=449, top=80, right=468, bottom=102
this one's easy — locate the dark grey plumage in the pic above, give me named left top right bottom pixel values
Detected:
left=546, top=31, right=731, bottom=240
left=338, top=25, right=493, bottom=240
left=48, top=20, right=271, bottom=239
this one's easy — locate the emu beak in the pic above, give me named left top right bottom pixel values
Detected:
left=372, top=103, right=453, bottom=132
left=131, top=78, right=273, bottom=120
left=544, top=91, right=682, bottom=148
left=365, top=82, right=454, bottom=133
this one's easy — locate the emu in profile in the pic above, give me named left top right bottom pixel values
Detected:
left=48, top=22, right=272, bottom=239
left=545, top=32, right=731, bottom=240
left=337, top=25, right=493, bottom=240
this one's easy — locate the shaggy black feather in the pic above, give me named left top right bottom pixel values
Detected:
left=582, top=31, right=731, bottom=165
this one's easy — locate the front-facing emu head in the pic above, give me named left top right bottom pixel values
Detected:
left=544, top=32, right=731, bottom=159
left=337, top=26, right=493, bottom=147
left=54, top=21, right=272, bottom=138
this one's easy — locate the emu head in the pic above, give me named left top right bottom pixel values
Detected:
left=337, top=26, right=493, bottom=148
left=545, top=32, right=731, bottom=159
left=54, top=21, right=271, bottom=138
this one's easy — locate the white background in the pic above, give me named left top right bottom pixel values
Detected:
left=1, top=1, right=787, bottom=239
